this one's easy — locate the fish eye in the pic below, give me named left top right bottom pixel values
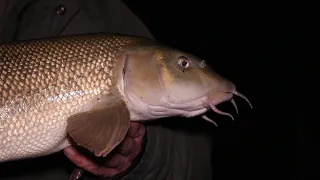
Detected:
left=178, top=56, right=190, bottom=68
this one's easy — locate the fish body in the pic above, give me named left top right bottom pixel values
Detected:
left=0, top=34, right=142, bottom=161
left=0, top=33, right=252, bottom=163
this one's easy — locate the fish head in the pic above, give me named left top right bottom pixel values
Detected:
left=121, top=45, right=252, bottom=123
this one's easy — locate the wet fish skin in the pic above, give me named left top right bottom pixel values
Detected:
left=0, top=34, right=147, bottom=162
left=0, top=33, right=251, bottom=164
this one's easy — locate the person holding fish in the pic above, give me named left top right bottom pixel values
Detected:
left=0, top=0, right=215, bottom=180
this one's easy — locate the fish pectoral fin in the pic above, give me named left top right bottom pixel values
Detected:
left=66, top=97, right=131, bottom=157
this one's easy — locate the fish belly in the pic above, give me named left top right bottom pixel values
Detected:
left=0, top=93, right=96, bottom=162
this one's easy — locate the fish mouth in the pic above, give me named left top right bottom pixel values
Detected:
left=200, top=86, right=253, bottom=127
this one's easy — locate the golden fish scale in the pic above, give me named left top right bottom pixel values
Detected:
left=0, top=35, right=132, bottom=161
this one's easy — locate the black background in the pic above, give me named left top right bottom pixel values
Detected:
left=0, top=1, right=317, bottom=179
left=125, top=0, right=317, bottom=179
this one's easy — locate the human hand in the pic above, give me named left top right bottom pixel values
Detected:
left=64, top=122, right=146, bottom=179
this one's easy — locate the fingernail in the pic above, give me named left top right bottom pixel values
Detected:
left=64, top=147, right=75, bottom=156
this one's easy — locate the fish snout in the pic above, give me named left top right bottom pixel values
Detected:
left=201, top=81, right=236, bottom=106
left=200, top=83, right=253, bottom=126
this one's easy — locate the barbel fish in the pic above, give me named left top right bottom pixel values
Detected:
left=0, top=33, right=252, bottom=163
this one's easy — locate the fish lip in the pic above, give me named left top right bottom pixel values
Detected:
left=201, top=92, right=233, bottom=108
left=201, top=82, right=236, bottom=107
left=201, top=88, right=235, bottom=108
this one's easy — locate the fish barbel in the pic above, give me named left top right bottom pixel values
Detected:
left=0, top=33, right=252, bottom=162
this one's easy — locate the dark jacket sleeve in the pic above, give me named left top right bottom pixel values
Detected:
left=0, top=0, right=213, bottom=179
left=119, top=120, right=213, bottom=180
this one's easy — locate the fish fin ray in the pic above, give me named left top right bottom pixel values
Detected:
left=67, top=94, right=130, bottom=157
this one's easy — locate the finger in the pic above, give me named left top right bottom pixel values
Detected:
left=117, top=136, right=135, bottom=156
left=103, top=152, right=130, bottom=169
left=105, top=138, right=143, bottom=169
left=118, top=135, right=145, bottom=160
left=127, top=122, right=145, bottom=138
left=64, top=146, right=120, bottom=177
left=116, top=122, right=145, bottom=155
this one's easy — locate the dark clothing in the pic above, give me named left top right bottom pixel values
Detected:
left=0, top=0, right=213, bottom=179
left=0, top=0, right=154, bottom=41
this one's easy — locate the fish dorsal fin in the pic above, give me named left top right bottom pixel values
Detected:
left=66, top=93, right=131, bottom=157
